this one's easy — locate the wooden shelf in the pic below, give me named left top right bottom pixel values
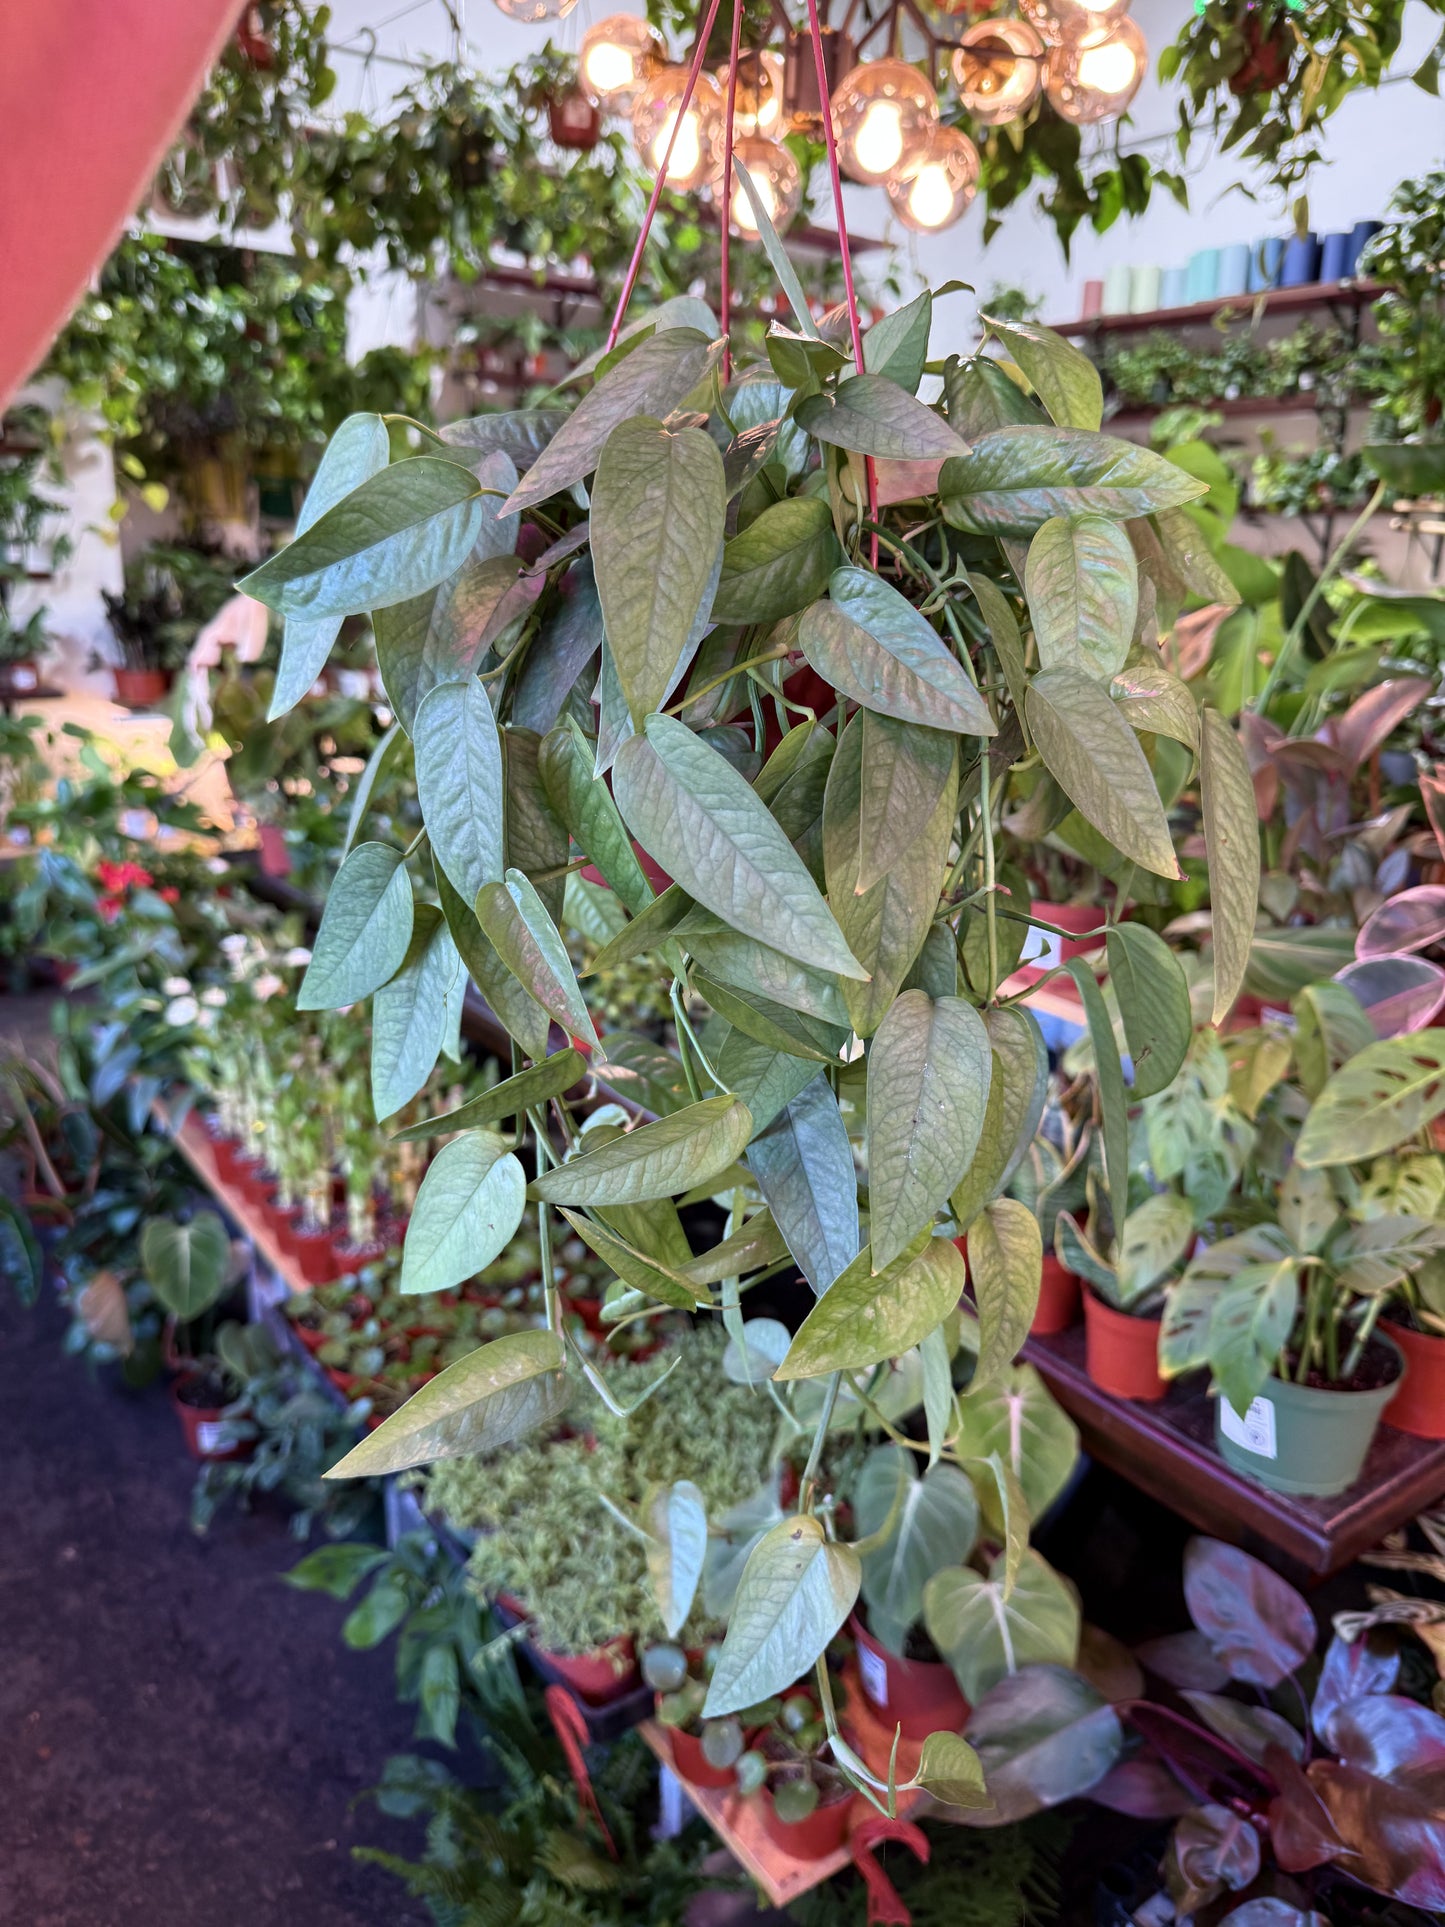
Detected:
left=1051, top=278, right=1382, bottom=339
left=1023, top=1321, right=1445, bottom=1578
left=166, top=1109, right=313, bottom=1296
left=1104, top=392, right=1363, bottom=430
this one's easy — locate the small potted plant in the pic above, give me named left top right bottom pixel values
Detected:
left=1061, top=1187, right=1196, bottom=1402
left=736, top=1682, right=855, bottom=1860
left=140, top=1206, right=246, bottom=1459
left=102, top=542, right=228, bottom=707
left=1006, top=1100, right=1092, bottom=1336
left=643, top=1643, right=748, bottom=1789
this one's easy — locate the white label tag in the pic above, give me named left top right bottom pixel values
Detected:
left=658, top=1765, right=686, bottom=1835
left=858, top=1641, right=889, bottom=1708
left=196, top=1420, right=231, bottom=1455
left=1219, top=1394, right=1277, bottom=1460
left=1017, top=923, right=1062, bottom=970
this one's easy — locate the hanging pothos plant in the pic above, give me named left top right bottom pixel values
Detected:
left=237, top=181, right=1256, bottom=1813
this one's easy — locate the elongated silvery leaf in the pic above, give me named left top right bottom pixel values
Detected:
left=392, top=1049, right=586, bottom=1143
left=968, top=1198, right=1043, bottom=1388
left=476, top=869, right=598, bottom=1048
left=440, top=408, right=571, bottom=466
left=1025, top=514, right=1137, bottom=682
left=1106, top=922, right=1190, bottom=1101
left=748, top=1074, right=858, bottom=1294
left=503, top=726, right=568, bottom=923
left=556, top=1210, right=702, bottom=1311
left=733, top=157, right=818, bottom=340
left=710, top=497, right=841, bottom=625
left=414, top=678, right=505, bottom=905
left=980, top=316, right=1103, bottom=432
left=867, top=992, right=992, bottom=1272
left=502, top=330, right=727, bottom=516
left=855, top=711, right=958, bottom=896
left=510, top=559, right=603, bottom=736
left=400, top=1134, right=528, bottom=1297
left=371, top=906, right=462, bottom=1121
left=647, top=1481, right=709, bottom=1639
left=800, top=567, right=995, bottom=737
left=530, top=1095, right=753, bottom=1205
left=777, top=1234, right=966, bottom=1378
left=614, top=713, right=865, bottom=981
left=702, top=1515, right=860, bottom=1717
left=592, top=416, right=725, bottom=727
left=940, top=426, right=1209, bottom=536
left=1025, top=667, right=1180, bottom=879
left=375, top=551, right=520, bottom=737
left=716, top=1028, right=821, bottom=1135
left=240, top=458, right=484, bottom=618
left=435, top=863, right=551, bottom=1063
left=298, top=842, right=414, bottom=1011
left=797, top=375, right=969, bottom=461
left=540, top=715, right=652, bottom=916
left=1066, top=958, right=1129, bottom=1226
left=950, top=1008, right=1049, bottom=1230
left=1199, top=707, right=1260, bottom=1026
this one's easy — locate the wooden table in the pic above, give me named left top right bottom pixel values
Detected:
left=1024, top=1322, right=1445, bottom=1577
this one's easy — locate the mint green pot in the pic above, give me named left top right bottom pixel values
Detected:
left=1213, top=1335, right=1405, bottom=1497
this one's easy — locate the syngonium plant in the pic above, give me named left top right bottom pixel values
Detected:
left=237, top=207, right=1258, bottom=1811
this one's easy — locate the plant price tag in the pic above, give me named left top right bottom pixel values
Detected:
left=858, top=1641, right=889, bottom=1708
left=1219, top=1394, right=1277, bottom=1460
left=196, top=1421, right=231, bottom=1455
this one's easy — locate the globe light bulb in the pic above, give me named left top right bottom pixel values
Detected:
left=491, top=0, right=579, bottom=21
left=728, top=136, right=802, bottom=234
left=885, top=125, right=979, bottom=232
left=1020, top=0, right=1133, bottom=47
left=951, top=19, right=1045, bottom=127
left=1045, top=15, right=1146, bottom=123
left=631, top=67, right=724, bottom=192
left=580, top=15, right=666, bottom=112
left=831, top=58, right=938, bottom=187
left=724, top=49, right=785, bottom=138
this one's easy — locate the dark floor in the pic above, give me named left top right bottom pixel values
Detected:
left=0, top=1276, right=430, bottom=1926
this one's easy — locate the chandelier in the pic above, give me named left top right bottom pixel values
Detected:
left=553, top=4, right=1147, bottom=234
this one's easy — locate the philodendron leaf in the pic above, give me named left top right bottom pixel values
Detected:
left=140, top=1211, right=230, bottom=1320
left=400, top=1136, right=528, bottom=1297
left=614, top=712, right=865, bottom=981
left=866, top=991, right=992, bottom=1272
left=269, top=412, right=390, bottom=717
left=796, top=375, right=969, bottom=461
left=1106, top=922, right=1191, bottom=1101
left=1296, top=1030, right=1445, bottom=1167
left=298, top=842, right=414, bottom=1011
left=854, top=1446, right=979, bottom=1653
left=863, top=291, right=933, bottom=396
left=1026, top=667, right=1180, bottom=879
left=1199, top=708, right=1262, bottom=1026
left=962, top=1665, right=1123, bottom=1826
left=592, top=416, right=725, bottom=727
left=392, top=1049, right=586, bottom=1142
left=747, top=1075, right=859, bottom=1294
left=954, top=1365, right=1079, bottom=1518
left=647, top=1480, right=709, bottom=1639
left=925, top=1550, right=1081, bottom=1703
left=1025, top=514, right=1138, bottom=682
left=325, top=1329, right=569, bottom=1478
left=710, top=497, right=841, bottom=625
left=800, top=566, right=995, bottom=737
left=968, top=1198, right=1043, bottom=1389
left=240, top=457, right=484, bottom=618
left=940, top=426, right=1209, bottom=537
left=981, top=316, right=1103, bottom=432
left=777, top=1234, right=966, bottom=1379
left=477, top=869, right=597, bottom=1048
left=702, top=1515, right=861, bottom=1717
left=912, top=1731, right=991, bottom=1811
left=530, top=1095, right=753, bottom=1205
left=950, top=1008, right=1049, bottom=1230
left=502, top=329, right=727, bottom=516
left=371, top=906, right=462, bottom=1120
left=415, top=678, right=505, bottom=906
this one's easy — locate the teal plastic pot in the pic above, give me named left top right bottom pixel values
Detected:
left=1214, top=1336, right=1405, bottom=1497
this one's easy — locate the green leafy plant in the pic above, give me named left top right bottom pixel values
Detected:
left=0, top=411, right=69, bottom=665
left=1359, top=166, right=1445, bottom=444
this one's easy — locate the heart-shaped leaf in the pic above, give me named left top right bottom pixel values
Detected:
left=1027, top=668, right=1179, bottom=879
left=981, top=316, right=1103, bottom=432
left=140, top=1211, right=230, bottom=1321
left=702, top=1515, right=861, bottom=1717
left=854, top=1446, right=979, bottom=1652
left=925, top=1549, right=1081, bottom=1702
left=400, top=1134, right=528, bottom=1296
left=777, top=1234, right=965, bottom=1379
left=415, top=678, right=505, bottom=906
left=747, top=1074, right=859, bottom=1294
left=710, top=496, right=841, bottom=625
left=371, top=906, right=462, bottom=1120
left=796, top=375, right=968, bottom=461
left=950, top=1008, right=1049, bottom=1230
left=912, top=1731, right=991, bottom=1808
left=436, top=865, right=551, bottom=1062
left=941, top=426, right=1208, bottom=536
left=298, top=842, right=414, bottom=1011
left=953, top=1365, right=1079, bottom=1518
left=963, top=1664, right=1123, bottom=1824
left=530, top=1095, right=753, bottom=1205
left=1183, top=1537, right=1316, bottom=1688
left=800, top=566, right=995, bottom=737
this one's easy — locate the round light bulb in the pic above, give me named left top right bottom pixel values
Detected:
left=885, top=125, right=979, bottom=232
left=831, top=58, right=938, bottom=187
left=1045, top=16, right=1147, bottom=124
left=491, top=0, right=579, bottom=21
left=951, top=19, right=1045, bottom=127
left=580, top=15, right=666, bottom=112
left=722, top=49, right=785, bottom=138
left=1020, top=0, right=1133, bottom=47
left=728, top=135, right=802, bottom=234
left=631, top=67, right=724, bottom=192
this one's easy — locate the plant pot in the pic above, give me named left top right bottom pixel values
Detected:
left=1033, top=1253, right=1081, bottom=1336
left=268, top=1200, right=303, bottom=1257
left=1381, top=1319, right=1445, bottom=1439
left=170, top=1373, right=248, bottom=1462
left=293, top=1321, right=328, bottom=1354
left=209, top=1134, right=247, bottom=1185
left=1084, top=1290, right=1165, bottom=1402
left=757, top=1782, right=853, bottom=1861
left=850, top=1613, right=968, bottom=1740
left=0, top=657, right=41, bottom=696
left=665, top=1719, right=740, bottom=1790
left=294, top=1225, right=341, bottom=1286
left=536, top=1633, right=638, bottom=1705
left=548, top=89, right=602, bottom=151
left=113, top=666, right=170, bottom=708
left=333, top=1237, right=385, bottom=1278
left=1214, top=1337, right=1405, bottom=1497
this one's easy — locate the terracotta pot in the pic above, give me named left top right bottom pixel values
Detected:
left=851, top=1613, right=967, bottom=1740
left=113, top=666, right=170, bottom=707
left=757, top=1783, right=853, bottom=1860
left=257, top=823, right=291, bottom=879
left=1032, top=1253, right=1082, bottom=1336
left=268, top=1200, right=303, bottom=1257
left=170, top=1373, right=248, bottom=1461
left=209, top=1135, right=247, bottom=1185
left=547, top=88, right=602, bottom=150
left=1084, top=1290, right=1166, bottom=1401
left=294, top=1322, right=328, bottom=1354
left=0, top=657, right=41, bottom=695
left=536, top=1634, right=638, bottom=1705
left=665, top=1720, right=740, bottom=1790
left=294, top=1225, right=341, bottom=1286
left=1381, top=1319, right=1445, bottom=1439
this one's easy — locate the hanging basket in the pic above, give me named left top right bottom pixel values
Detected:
left=548, top=88, right=603, bottom=152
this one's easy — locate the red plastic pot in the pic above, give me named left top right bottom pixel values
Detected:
left=294, top=1225, right=341, bottom=1286
left=581, top=837, right=672, bottom=897
left=333, top=1238, right=385, bottom=1278
left=757, top=1783, right=854, bottom=1860
left=1381, top=1319, right=1445, bottom=1439
left=665, top=1721, right=739, bottom=1790
left=209, top=1135, right=247, bottom=1185
left=850, top=1612, right=968, bottom=1741
left=170, top=1373, right=248, bottom=1462
left=1032, top=1254, right=1082, bottom=1336
left=547, top=88, right=601, bottom=150
left=1084, top=1290, right=1166, bottom=1402
left=293, top=1322, right=328, bottom=1354
left=113, top=666, right=170, bottom=707
left=267, top=1200, right=303, bottom=1258
left=536, top=1634, right=638, bottom=1705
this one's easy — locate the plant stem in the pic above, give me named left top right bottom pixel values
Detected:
left=979, top=753, right=998, bottom=1004
left=538, top=1197, right=560, bottom=1337
left=799, top=1372, right=841, bottom=1513
left=663, top=645, right=789, bottom=715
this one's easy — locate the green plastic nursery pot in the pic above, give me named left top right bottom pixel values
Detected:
left=1214, top=1336, right=1406, bottom=1496
left=1381, top=1320, right=1445, bottom=1440
left=1083, top=1290, right=1166, bottom=1402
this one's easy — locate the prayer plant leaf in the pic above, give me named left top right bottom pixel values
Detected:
left=325, top=1330, right=569, bottom=1478
left=776, top=1234, right=966, bottom=1379
left=940, top=426, right=1209, bottom=537
left=710, top=497, right=841, bottom=625
left=968, top=1198, right=1043, bottom=1389
left=476, top=870, right=598, bottom=1049
left=748, top=1074, right=858, bottom=1293
left=400, top=1135, right=528, bottom=1297
left=1025, top=514, right=1138, bottom=682
left=1296, top=1030, right=1445, bottom=1167
left=981, top=316, right=1103, bottom=432
left=1026, top=667, right=1180, bottom=879
left=924, top=1549, right=1081, bottom=1703
left=392, top=1049, right=586, bottom=1143
left=702, top=1515, right=861, bottom=1718
left=1106, top=922, right=1191, bottom=1101
left=415, top=678, right=505, bottom=906
left=614, top=712, right=866, bottom=981
left=1199, top=708, right=1262, bottom=1026
left=530, top=1095, right=754, bottom=1205
left=797, top=375, right=969, bottom=462
left=800, top=566, right=995, bottom=737
left=298, top=842, right=414, bottom=1012
left=592, top=416, right=726, bottom=727
left=866, top=991, right=993, bottom=1272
